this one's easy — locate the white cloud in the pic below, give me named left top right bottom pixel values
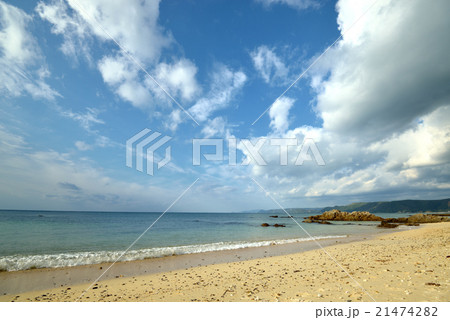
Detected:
left=152, top=59, right=200, bottom=102
left=0, top=2, right=35, bottom=63
left=97, top=55, right=135, bottom=85
left=241, top=104, right=450, bottom=204
left=70, top=0, right=171, bottom=62
left=0, top=124, right=265, bottom=212
left=60, top=107, right=116, bottom=149
left=269, top=96, right=295, bottom=134
left=255, top=0, right=318, bottom=10
left=36, top=0, right=92, bottom=64
left=370, top=106, right=450, bottom=170
left=98, top=54, right=199, bottom=110
left=189, top=65, right=247, bottom=122
left=201, top=117, right=227, bottom=138
left=75, top=141, right=92, bottom=151
left=312, top=0, right=450, bottom=143
left=242, top=0, right=450, bottom=205
left=38, top=0, right=192, bottom=114
left=0, top=125, right=184, bottom=211
left=0, top=1, right=59, bottom=100
left=250, top=46, right=289, bottom=84
left=302, top=107, right=450, bottom=198
left=97, top=55, right=152, bottom=107
left=61, top=107, right=104, bottom=131
left=37, top=0, right=171, bottom=63
left=165, top=109, right=182, bottom=132
left=163, top=65, right=245, bottom=131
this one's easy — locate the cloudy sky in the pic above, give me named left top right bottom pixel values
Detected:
left=0, top=0, right=449, bottom=212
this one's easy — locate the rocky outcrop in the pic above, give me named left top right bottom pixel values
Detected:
left=306, top=209, right=383, bottom=222
left=273, top=224, right=286, bottom=228
left=302, top=210, right=450, bottom=227
left=261, top=223, right=286, bottom=227
left=377, top=220, right=399, bottom=228
left=302, top=219, right=331, bottom=224
left=406, top=213, right=449, bottom=223
left=384, top=217, right=408, bottom=223
left=385, top=213, right=450, bottom=224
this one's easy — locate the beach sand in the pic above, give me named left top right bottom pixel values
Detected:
left=1, top=223, right=448, bottom=302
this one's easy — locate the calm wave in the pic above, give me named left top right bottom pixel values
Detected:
left=0, top=210, right=401, bottom=271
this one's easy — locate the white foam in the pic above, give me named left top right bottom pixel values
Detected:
left=0, top=235, right=347, bottom=271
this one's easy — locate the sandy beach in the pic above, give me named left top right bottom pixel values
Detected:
left=1, top=222, right=448, bottom=302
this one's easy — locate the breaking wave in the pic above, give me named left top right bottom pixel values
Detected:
left=0, top=235, right=346, bottom=271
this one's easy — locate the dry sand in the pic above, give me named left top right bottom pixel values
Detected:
left=1, top=223, right=449, bottom=302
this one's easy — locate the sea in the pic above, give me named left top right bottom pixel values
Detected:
left=0, top=210, right=407, bottom=272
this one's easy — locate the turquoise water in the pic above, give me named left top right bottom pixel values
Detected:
left=0, top=210, right=405, bottom=271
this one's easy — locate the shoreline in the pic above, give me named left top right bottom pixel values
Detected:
left=0, top=230, right=395, bottom=296
left=1, top=222, right=448, bottom=302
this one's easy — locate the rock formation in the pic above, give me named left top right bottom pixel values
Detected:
left=306, top=209, right=383, bottom=222
left=305, top=210, right=450, bottom=227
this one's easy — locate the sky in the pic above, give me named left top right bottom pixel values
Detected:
left=0, top=0, right=449, bottom=212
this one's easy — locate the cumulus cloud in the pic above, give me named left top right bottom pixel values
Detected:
left=250, top=46, right=289, bottom=84
left=152, top=59, right=200, bottom=102
left=38, top=0, right=200, bottom=117
left=98, top=55, right=152, bottom=107
left=269, top=97, right=295, bottom=134
left=189, top=65, right=247, bottom=122
left=370, top=106, right=450, bottom=171
left=301, top=106, right=450, bottom=198
left=244, top=0, right=450, bottom=205
left=37, top=0, right=171, bottom=63
left=35, top=0, right=239, bottom=132
left=312, top=0, right=450, bottom=143
left=98, top=54, right=200, bottom=110
left=0, top=1, right=59, bottom=100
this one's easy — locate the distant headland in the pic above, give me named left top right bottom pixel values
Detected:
left=252, top=198, right=450, bottom=214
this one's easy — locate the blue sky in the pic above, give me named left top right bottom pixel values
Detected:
left=1, top=0, right=449, bottom=212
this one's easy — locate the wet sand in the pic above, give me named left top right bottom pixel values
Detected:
left=1, top=223, right=448, bottom=302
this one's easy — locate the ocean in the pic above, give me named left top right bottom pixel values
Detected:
left=0, top=210, right=405, bottom=271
